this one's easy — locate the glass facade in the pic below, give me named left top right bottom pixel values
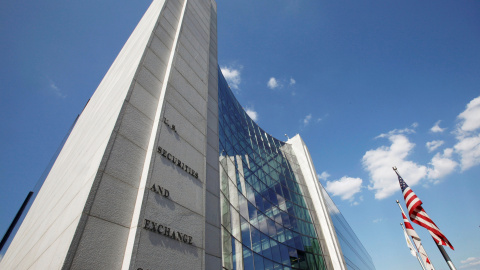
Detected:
left=218, top=70, right=328, bottom=270
left=320, top=187, right=376, bottom=270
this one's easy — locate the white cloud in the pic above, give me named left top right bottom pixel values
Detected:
left=427, top=148, right=457, bottom=180
left=245, top=107, right=258, bottom=122
left=221, top=66, right=241, bottom=90
left=460, top=257, right=480, bottom=269
left=461, top=257, right=478, bottom=264
left=454, top=96, right=480, bottom=171
left=458, top=96, right=480, bottom=132
left=325, top=176, right=362, bottom=201
left=317, top=171, right=330, bottom=181
left=266, top=76, right=296, bottom=91
left=363, top=132, right=427, bottom=200
left=431, top=120, right=446, bottom=133
left=426, top=140, right=444, bottom=152
left=454, top=134, right=480, bottom=171
left=361, top=97, right=480, bottom=199
left=48, top=79, right=66, bottom=98
left=267, top=77, right=280, bottom=89
left=375, top=124, right=416, bottom=139
left=372, top=218, right=382, bottom=223
left=303, top=114, right=312, bottom=126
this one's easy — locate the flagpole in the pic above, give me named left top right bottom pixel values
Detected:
left=436, top=244, right=456, bottom=270
left=396, top=200, right=436, bottom=270
left=393, top=167, right=456, bottom=270
left=397, top=200, right=428, bottom=270
left=396, top=199, right=409, bottom=226
left=401, top=222, right=427, bottom=270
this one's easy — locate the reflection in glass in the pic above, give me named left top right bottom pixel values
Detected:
left=219, top=69, right=327, bottom=270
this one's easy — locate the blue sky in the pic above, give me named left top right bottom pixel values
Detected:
left=1, top=0, right=480, bottom=269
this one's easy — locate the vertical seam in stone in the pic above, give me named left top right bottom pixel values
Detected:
left=121, top=0, right=189, bottom=268
left=202, top=2, right=212, bottom=267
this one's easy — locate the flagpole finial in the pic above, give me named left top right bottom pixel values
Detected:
left=396, top=200, right=399, bottom=203
left=393, top=166, right=397, bottom=171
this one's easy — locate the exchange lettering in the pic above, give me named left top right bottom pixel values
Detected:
left=143, top=219, right=193, bottom=245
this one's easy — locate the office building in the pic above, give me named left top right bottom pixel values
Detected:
left=0, top=0, right=375, bottom=269
left=218, top=71, right=375, bottom=270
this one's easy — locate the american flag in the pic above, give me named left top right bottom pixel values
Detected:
left=396, top=170, right=454, bottom=250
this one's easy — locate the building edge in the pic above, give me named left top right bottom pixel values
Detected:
left=0, top=0, right=167, bottom=268
left=288, top=134, right=348, bottom=270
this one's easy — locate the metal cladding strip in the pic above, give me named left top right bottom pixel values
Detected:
left=121, top=0, right=189, bottom=268
left=288, top=135, right=346, bottom=270
left=301, top=143, right=346, bottom=270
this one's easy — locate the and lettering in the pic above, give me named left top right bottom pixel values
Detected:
left=150, top=184, right=169, bottom=198
left=157, top=146, right=199, bottom=179
left=144, top=219, right=193, bottom=245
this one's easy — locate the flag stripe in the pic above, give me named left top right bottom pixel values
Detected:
left=413, top=237, right=435, bottom=270
left=402, top=211, right=435, bottom=269
left=396, top=170, right=454, bottom=250
left=402, top=213, right=420, bottom=240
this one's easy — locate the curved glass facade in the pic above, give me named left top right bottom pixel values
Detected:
left=218, top=70, right=328, bottom=270
left=320, top=187, right=376, bottom=270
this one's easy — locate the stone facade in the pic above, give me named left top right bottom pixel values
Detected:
left=0, top=0, right=220, bottom=269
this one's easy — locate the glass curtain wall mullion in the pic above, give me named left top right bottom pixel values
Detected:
left=218, top=68, right=327, bottom=270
